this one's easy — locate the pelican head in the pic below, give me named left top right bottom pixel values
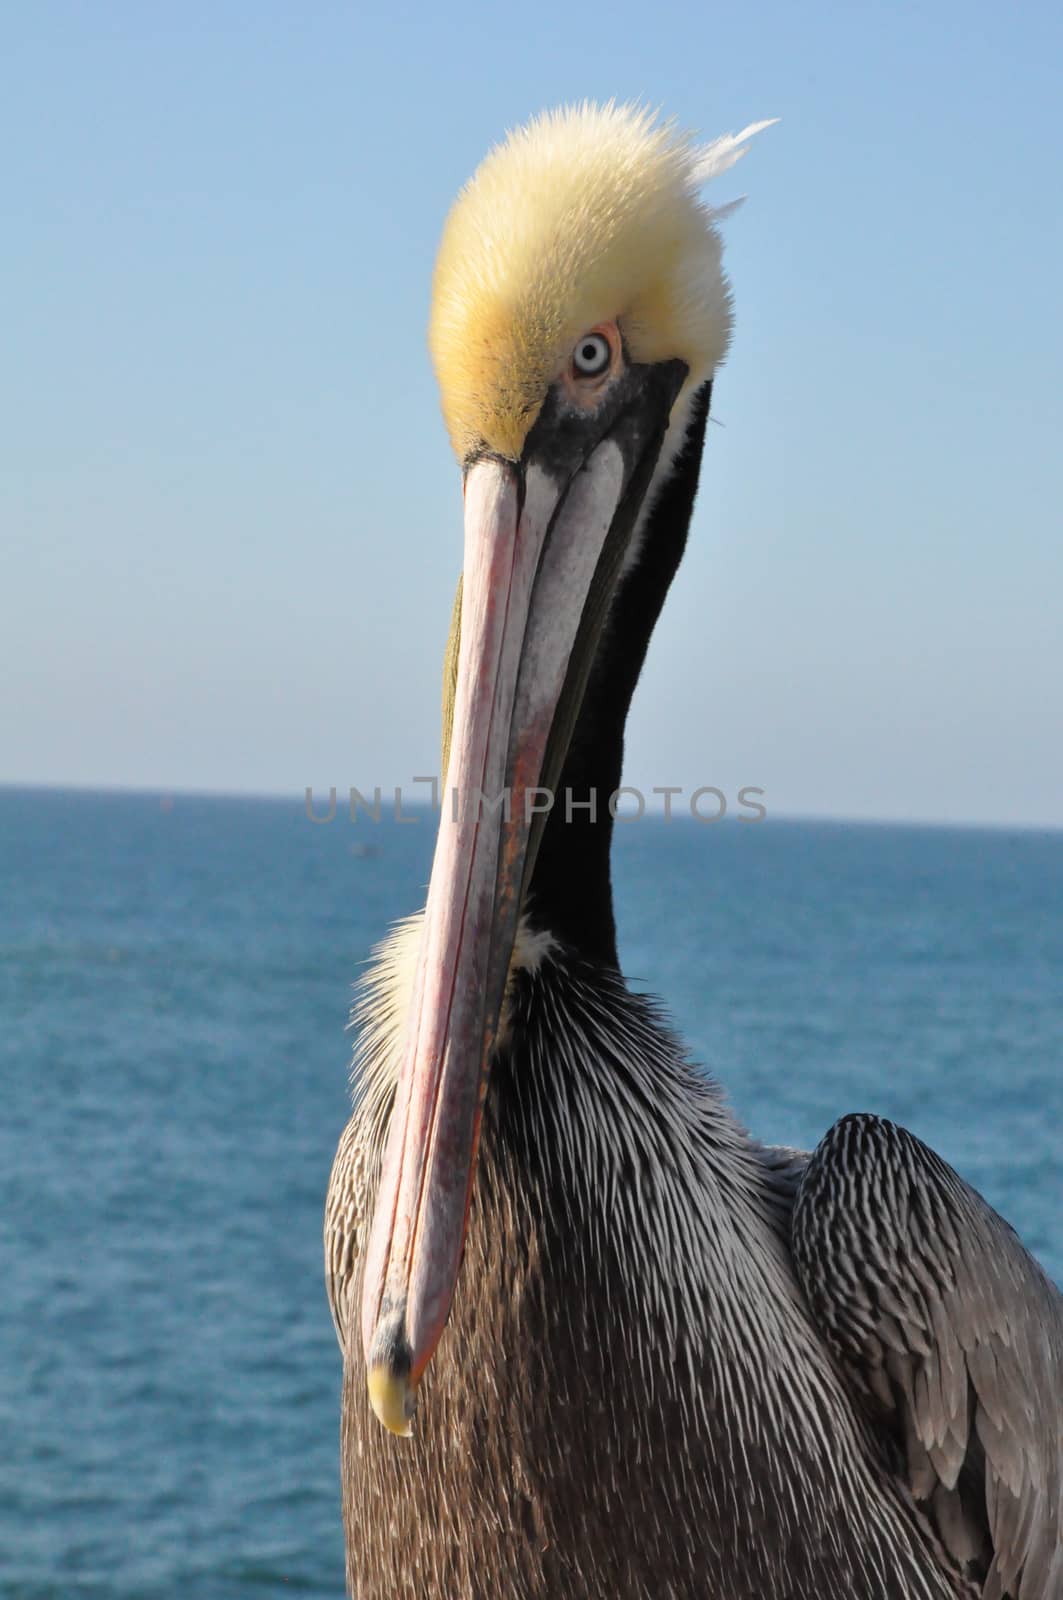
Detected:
left=361, top=103, right=770, bottom=1435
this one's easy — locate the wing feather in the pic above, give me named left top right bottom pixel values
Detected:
left=793, top=1114, right=1062, bottom=1598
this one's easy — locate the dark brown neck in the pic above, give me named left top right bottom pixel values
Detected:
left=525, top=381, right=712, bottom=968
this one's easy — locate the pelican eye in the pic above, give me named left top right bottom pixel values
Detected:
left=572, top=332, right=611, bottom=378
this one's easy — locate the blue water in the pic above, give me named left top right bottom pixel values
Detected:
left=1, top=788, right=1061, bottom=1598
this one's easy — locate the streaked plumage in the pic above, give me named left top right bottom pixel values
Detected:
left=325, top=104, right=1062, bottom=1599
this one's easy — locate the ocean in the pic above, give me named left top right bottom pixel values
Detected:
left=1, top=787, right=1060, bottom=1598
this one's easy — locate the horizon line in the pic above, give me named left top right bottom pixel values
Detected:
left=2, top=779, right=1061, bottom=837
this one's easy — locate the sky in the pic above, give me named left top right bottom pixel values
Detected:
left=3, top=1, right=1061, bottom=827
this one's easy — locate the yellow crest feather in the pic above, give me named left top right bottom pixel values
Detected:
left=429, top=103, right=766, bottom=461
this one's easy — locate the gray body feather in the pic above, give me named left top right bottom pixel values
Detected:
left=793, top=1114, right=1063, bottom=1598
left=325, top=942, right=1062, bottom=1597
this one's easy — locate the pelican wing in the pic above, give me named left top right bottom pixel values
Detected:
left=792, top=1113, right=1063, bottom=1599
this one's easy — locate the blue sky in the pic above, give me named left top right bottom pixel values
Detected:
left=4, top=1, right=1061, bottom=825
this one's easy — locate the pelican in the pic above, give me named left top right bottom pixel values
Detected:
left=325, top=104, right=1062, bottom=1598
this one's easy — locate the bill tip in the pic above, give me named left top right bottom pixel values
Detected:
left=367, top=1362, right=417, bottom=1437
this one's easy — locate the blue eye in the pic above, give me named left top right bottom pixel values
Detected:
left=572, top=333, right=611, bottom=377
